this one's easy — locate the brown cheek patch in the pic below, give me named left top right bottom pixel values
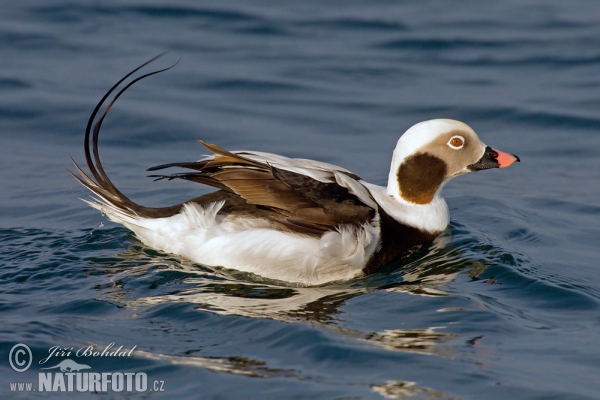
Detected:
left=397, top=153, right=447, bottom=204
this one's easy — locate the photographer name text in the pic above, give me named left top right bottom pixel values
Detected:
left=40, top=343, right=137, bottom=365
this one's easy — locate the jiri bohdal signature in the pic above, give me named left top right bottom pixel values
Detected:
left=39, top=343, right=137, bottom=365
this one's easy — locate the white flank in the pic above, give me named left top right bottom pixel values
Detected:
left=88, top=200, right=380, bottom=286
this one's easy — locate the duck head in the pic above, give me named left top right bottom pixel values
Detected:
left=388, top=119, right=519, bottom=205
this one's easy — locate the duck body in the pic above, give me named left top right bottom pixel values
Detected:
left=72, top=59, right=519, bottom=285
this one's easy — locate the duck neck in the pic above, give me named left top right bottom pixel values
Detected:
left=363, top=182, right=450, bottom=234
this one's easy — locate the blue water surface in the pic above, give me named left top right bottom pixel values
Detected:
left=1, top=1, right=599, bottom=399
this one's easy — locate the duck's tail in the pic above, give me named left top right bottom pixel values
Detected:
left=70, top=54, right=185, bottom=221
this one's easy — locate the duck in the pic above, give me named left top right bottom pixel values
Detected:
left=72, top=58, right=519, bottom=286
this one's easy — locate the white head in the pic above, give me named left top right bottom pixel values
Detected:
left=387, top=119, right=519, bottom=205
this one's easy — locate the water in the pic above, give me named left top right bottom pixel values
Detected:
left=1, top=1, right=599, bottom=398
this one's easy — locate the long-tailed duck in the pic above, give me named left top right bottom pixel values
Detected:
left=72, top=58, right=519, bottom=285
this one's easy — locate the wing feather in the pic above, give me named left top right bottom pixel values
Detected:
left=148, top=142, right=376, bottom=234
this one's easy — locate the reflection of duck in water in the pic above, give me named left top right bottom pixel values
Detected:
left=73, top=56, right=518, bottom=285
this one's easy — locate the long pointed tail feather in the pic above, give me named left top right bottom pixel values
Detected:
left=71, top=55, right=186, bottom=220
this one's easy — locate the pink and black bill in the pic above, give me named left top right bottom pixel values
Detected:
left=467, top=146, right=520, bottom=171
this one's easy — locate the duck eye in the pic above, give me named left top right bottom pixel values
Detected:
left=448, top=136, right=464, bottom=150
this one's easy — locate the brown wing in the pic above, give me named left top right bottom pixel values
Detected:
left=148, top=141, right=376, bottom=235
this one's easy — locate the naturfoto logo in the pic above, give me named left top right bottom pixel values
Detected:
left=8, top=343, right=165, bottom=393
